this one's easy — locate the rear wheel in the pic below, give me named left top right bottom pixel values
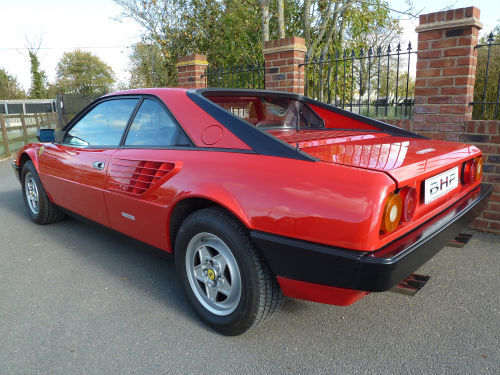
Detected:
left=21, top=161, right=64, bottom=224
left=175, top=207, right=283, bottom=335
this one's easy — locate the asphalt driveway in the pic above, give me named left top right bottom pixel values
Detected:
left=0, top=159, right=499, bottom=375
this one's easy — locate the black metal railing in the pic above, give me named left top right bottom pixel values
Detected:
left=472, top=32, right=500, bottom=120
left=301, top=42, right=417, bottom=119
left=202, top=63, right=266, bottom=89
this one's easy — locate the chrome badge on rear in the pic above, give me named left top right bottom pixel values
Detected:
left=416, top=148, right=435, bottom=154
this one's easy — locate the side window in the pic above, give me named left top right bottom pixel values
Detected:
left=64, top=99, right=138, bottom=147
left=124, top=99, right=191, bottom=147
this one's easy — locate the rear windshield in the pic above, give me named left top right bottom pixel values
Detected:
left=206, top=96, right=324, bottom=130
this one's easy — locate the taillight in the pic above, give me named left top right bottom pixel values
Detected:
left=462, top=156, right=483, bottom=184
left=399, top=187, right=417, bottom=222
left=381, top=192, right=402, bottom=233
left=475, top=156, right=483, bottom=181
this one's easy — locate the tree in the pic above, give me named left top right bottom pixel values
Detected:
left=53, top=50, right=115, bottom=95
left=303, top=0, right=405, bottom=57
left=259, top=0, right=271, bottom=42
left=25, top=35, right=49, bottom=98
left=28, top=50, right=48, bottom=98
left=114, top=0, right=407, bottom=91
left=128, top=42, right=170, bottom=88
left=115, top=0, right=266, bottom=85
left=0, top=68, right=27, bottom=99
left=277, top=0, right=285, bottom=38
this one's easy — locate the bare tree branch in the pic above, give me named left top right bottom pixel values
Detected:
left=277, top=0, right=285, bottom=39
left=321, top=1, right=342, bottom=56
left=259, top=0, right=271, bottom=42
left=309, top=0, right=335, bottom=55
left=304, top=0, right=311, bottom=47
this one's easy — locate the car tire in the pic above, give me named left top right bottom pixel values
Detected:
left=175, top=207, right=283, bottom=335
left=21, top=160, right=65, bottom=225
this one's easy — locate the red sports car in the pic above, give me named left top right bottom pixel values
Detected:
left=12, top=88, right=491, bottom=335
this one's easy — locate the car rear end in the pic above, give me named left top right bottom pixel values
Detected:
left=284, top=130, right=486, bottom=251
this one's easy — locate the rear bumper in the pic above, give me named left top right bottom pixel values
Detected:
left=11, top=161, right=20, bottom=181
left=252, top=183, right=492, bottom=293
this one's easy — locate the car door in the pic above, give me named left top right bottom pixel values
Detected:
left=38, top=97, right=140, bottom=226
left=104, top=97, right=192, bottom=249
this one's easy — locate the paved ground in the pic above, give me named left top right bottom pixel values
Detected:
left=0, top=159, right=499, bottom=375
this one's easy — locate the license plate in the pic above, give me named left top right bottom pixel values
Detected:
left=424, top=167, right=459, bottom=204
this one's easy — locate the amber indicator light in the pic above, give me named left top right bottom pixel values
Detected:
left=381, top=192, right=402, bottom=233
left=475, top=156, right=483, bottom=181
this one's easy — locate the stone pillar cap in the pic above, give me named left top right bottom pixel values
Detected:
left=416, top=17, right=483, bottom=33
left=176, top=54, right=208, bottom=67
left=263, top=36, right=307, bottom=54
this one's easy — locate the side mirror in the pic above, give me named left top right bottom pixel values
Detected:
left=36, top=128, right=55, bottom=142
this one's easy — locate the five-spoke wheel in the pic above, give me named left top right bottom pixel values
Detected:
left=175, top=207, right=283, bottom=335
left=186, top=232, right=242, bottom=316
left=21, top=160, right=64, bottom=224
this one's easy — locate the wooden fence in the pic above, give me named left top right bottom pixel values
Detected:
left=0, top=113, right=60, bottom=157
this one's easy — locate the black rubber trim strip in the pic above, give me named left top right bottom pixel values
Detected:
left=195, top=88, right=427, bottom=140
left=187, top=89, right=316, bottom=161
left=116, top=145, right=256, bottom=153
left=251, top=183, right=492, bottom=292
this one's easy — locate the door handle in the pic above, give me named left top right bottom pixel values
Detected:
left=92, top=161, right=106, bottom=170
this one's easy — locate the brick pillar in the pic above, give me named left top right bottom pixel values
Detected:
left=414, top=7, right=482, bottom=140
left=263, top=37, right=306, bottom=94
left=176, top=54, right=208, bottom=89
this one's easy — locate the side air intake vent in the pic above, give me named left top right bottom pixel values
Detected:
left=108, top=159, right=175, bottom=195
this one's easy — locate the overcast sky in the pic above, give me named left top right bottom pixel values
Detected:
left=0, top=0, right=498, bottom=93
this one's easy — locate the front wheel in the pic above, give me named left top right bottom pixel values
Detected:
left=21, top=160, right=65, bottom=224
left=175, top=208, right=283, bottom=335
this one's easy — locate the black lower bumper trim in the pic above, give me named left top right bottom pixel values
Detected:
left=251, top=183, right=492, bottom=292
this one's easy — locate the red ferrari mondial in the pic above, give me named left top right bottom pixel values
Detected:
left=12, top=88, right=491, bottom=335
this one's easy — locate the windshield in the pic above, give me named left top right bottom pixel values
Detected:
left=206, top=95, right=324, bottom=130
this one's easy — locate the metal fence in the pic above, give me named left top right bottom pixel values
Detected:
left=202, top=64, right=265, bottom=89
left=301, top=42, right=417, bottom=119
left=472, top=32, right=500, bottom=120
left=0, top=99, right=56, bottom=115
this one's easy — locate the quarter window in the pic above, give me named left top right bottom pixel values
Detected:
left=64, top=99, right=138, bottom=147
left=124, top=99, right=191, bottom=147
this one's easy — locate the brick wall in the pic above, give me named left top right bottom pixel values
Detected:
left=463, top=120, right=500, bottom=233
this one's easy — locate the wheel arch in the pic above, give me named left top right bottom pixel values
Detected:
left=18, top=151, right=36, bottom=179
left=17, top=148, right=56, bottom=203
left=168, top=196, right=251, bottom=253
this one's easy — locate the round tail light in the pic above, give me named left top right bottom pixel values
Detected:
left=381, top=192, right=402, bottom=233
left=399, top=187, right=417, bottom=222
left=463, top=159, right=478, bottom=184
